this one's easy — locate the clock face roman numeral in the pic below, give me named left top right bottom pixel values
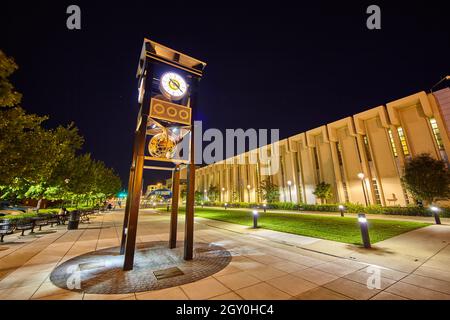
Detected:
left=160, top=72, right=187, bottom=101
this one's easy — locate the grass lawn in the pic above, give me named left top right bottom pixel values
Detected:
left=185, top=207, right=429, bottom=245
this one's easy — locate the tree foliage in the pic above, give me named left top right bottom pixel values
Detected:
left=402, top=153, right=450, bottom=205
left=207, top=185, right=219, bottom=202
left=0, top=50, right=22, bottom=107
left=0, top=50, right=122, bottom=206
left=313, top=182, right=333, bottom=204
left=258, top=180, right=280, bottom=204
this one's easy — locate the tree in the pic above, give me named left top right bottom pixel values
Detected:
left=313, top=182, right=333, bottom=204
left=402, top=153, right=450, bottom=205
left=258, top=180, right=280, bottom=204
left=194, top=190, right=203, bottom=203
left=0, top=50, right=22, bottom=107
left=180, top=189, right=187, bottom=202
left=208, top=185, right=219, bottom=202
left=0, top=107, right=50, bottom=186
left=0, top=51, right=122, bottom=207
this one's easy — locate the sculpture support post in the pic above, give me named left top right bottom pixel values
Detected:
left=123, top=114, right=147, bottom=270
left=169, top=165, right=180, bottom=249
left=120, top=132, right=139, bottom=254
left=123, top=61, right=153, bottom=271
left=184, top=78, right=199, bottom=261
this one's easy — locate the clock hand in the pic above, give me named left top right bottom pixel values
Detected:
left=169, top=79, right=183, bottom=93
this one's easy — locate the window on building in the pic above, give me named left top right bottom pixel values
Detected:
left=397, top=127, right=410, bottom=156
left=401, top=181, right=410, bottom=205
left=388, top=129, right=398, bottom=157
left=342, top=181, right=350, bottom=203
left=430, top=118, right=444, bottom=150
left=372, top=179, right=382, bottom=205
left=313, top=147, right=321, bottom=181
left=336, top=142, right=344, bottom=166
left=363, top=136, right=372, bottom=161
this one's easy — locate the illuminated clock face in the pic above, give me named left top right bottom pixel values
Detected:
left=159, top=72, right=188, bottom=101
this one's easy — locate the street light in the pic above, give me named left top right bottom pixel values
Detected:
left=287, top=180, right=292, bottom=203
left=430, top=206, right=442, bottom=225
left=252, top=210, right=259, bottom=228
left=357, top=172, right=369, bottom=206
left=338, top=204, right=345, bottom=217
left=224, top=202, right=228, bottom=210
left=247, top=185, right=251, bottom=203
left=358, top=213, right=371, bottom=248
left=262, top=203, right=267, bottom=213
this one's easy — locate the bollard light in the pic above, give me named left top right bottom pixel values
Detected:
left=430, top=206, right=442, bottom=225
left=252, top=210, right=259, bottom=229
left=224, top=202, right=228, bottom=210
left=201, top=202, right=204, bottom=208
left=357, top=213, right=371, bottom=248
left=262, top=203, right=267, bottom=213
left=338, top=205, right=345, bottom=217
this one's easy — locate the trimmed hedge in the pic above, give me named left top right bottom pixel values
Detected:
left=196, top=201, right=450, bottom=217
left=1, top=212, right=57, bottom=221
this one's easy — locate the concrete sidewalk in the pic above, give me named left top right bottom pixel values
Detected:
left=194, top=215, right=450, bottom=299
left=199, top=205, right=450, bottom=225
left=0, top=209, right=449, bottom=300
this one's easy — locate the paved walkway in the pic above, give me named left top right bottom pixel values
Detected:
left=201, top=205, right=450, bottom=224
left=0, top=209, right=449, bottom=300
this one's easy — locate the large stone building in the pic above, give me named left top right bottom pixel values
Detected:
left=195, top=86, right=450, bottom=206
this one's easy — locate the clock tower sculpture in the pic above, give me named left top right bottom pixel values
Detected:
left=120, top=38, right=206, bottom=271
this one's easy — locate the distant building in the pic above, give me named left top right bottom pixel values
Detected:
left=195, top=86, right=450, bottom=206
left=145, top=183, right=164, bottom=197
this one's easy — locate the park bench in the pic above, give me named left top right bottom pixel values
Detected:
left=0, top=219, right=14, bottom=242
left=15, top=218, right=35, bottom=236
left=80, top=210, right=91, bottom=223
left=32, top=216, right=49, bottom=231
left=46, top=214, right=60, bottom=227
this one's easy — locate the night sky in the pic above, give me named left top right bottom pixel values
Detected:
left=2, top=1, right=449, bottom=187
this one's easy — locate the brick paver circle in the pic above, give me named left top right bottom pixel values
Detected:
left=49, top=241, right=231, bottom=294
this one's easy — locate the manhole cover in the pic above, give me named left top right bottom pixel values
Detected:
left=154, top=267, right=184, bottom=280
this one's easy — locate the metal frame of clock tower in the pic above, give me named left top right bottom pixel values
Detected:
left=120, top=38, right=206, bottom=271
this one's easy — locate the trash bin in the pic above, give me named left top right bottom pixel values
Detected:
left=67, top=211, right=80, bottom=230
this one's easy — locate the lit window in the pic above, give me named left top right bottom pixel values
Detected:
left=372, top=179, right=382, bottom=205
left=397, top=127, right=410, bottom=156
left=430, top=118, right=444, bottom=150
left=388, top=129, right=398, bottom=157
left=363, top=136, right=372, bottom=161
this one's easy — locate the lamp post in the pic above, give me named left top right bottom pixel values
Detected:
left=252, top=210, right=259, bottom=228
left=247, top=185, right=251, bottom=203
left=430, top=206, right=442, bottom=225
left=357, top=172, right=369, bottom=206
left=287, top=180, right=292, bottom=203
left=338, top=204, right=345, bottom=217
left=224, top=202, right=228, bottom=210
left=358, top=213, right=371, bottom=248
left=262, top=203, right=267, bottom=213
